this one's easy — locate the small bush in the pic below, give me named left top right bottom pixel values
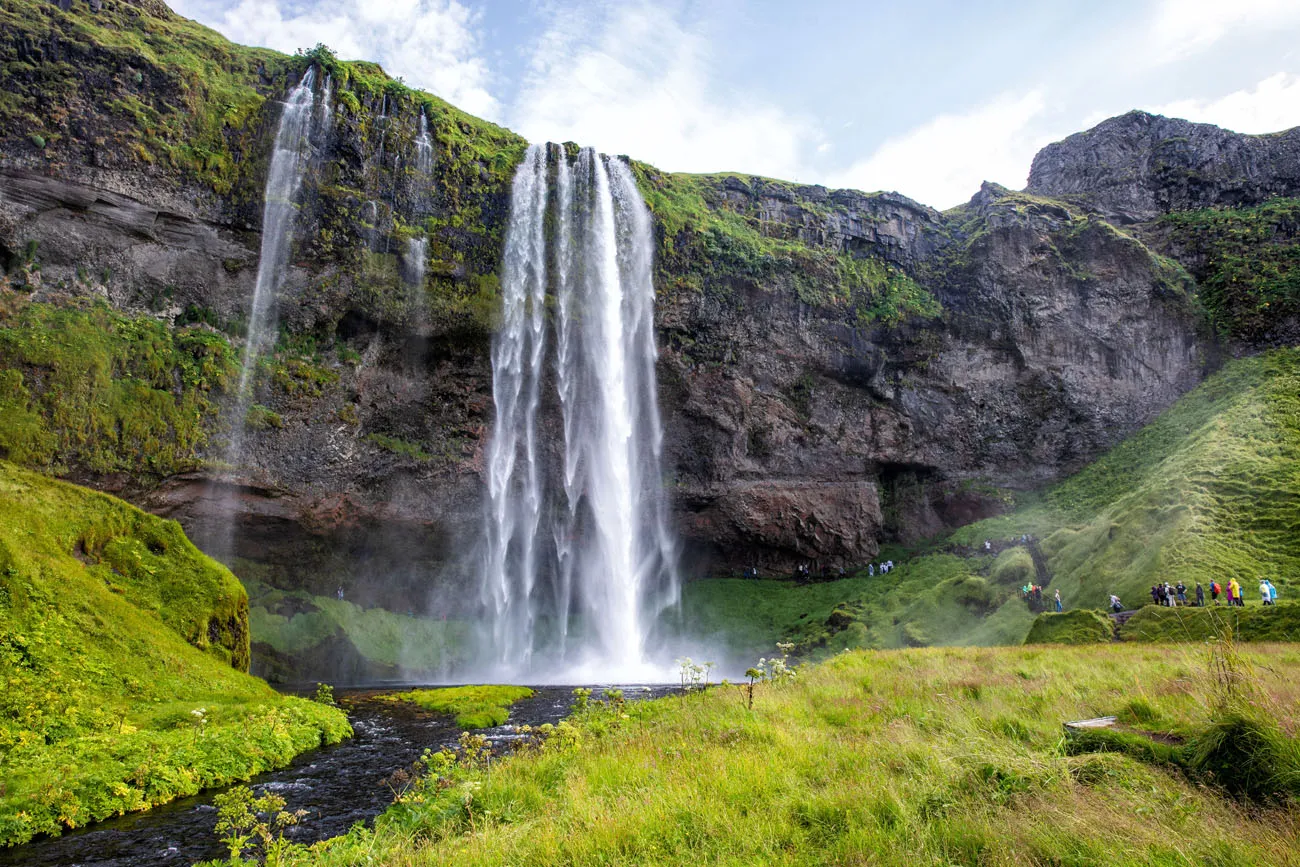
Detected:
left=1185, top=710, right=1300, bottom=801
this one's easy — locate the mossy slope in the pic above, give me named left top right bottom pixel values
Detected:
left=1024, top=609, right=1115, bottom=645
left=0, top=462, right=350, bottom=846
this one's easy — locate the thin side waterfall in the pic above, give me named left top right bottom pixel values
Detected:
left=415, top=109, right=434, bottom=174
left=320, top=74, right=333, bottom=131
left=209, top=68, right=324, bottom=567
left=231, top=67, right=319, bottom=434
left=481, top=144, right=679, bottom=680
left=405, top=236, right=427, bottom=289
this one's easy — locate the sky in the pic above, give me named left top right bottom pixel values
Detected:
left=169, top=0, right=1300, bottom=209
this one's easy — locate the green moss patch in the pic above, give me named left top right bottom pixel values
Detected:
left=379, top=685, right=534, bottom=729
left=0, top=294, right=235, bottom=478
left=0, top=462, right=350, bottom=845
left=1024, top=610, right=1114, bottom=645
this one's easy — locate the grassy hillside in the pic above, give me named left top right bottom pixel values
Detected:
left=248, top=643, right=1300, bottom=866
left=679, top=348, right=1300, bottom=658
left=0, top=462, right=350, bottom=846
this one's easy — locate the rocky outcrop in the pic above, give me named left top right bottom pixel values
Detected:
left=1027, top=110, right=1300, bottom=223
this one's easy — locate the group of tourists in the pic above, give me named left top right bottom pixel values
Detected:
left=868, top=560, right=895, bottom=576
left=1142, top=578, right=1282, bottom=608
left=1022, top=584, right=1063, bottom=612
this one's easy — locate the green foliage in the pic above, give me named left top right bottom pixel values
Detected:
left=1024, top=610, right=1114, bottom=645
left=1158, top=198, right=1300, bottom=341
left=364, top=432, right=433, bottom=462
left=246, top=403, right=283, bottom=430
left=248, top=644, right=1300, bottom=866
left=0, top=295, right=235, bottom=478
left=988, top=547, right=1035, bottom=586
left=214, top=785, right=307, bottom=865
left=380, top=685, right=534, bottom=729
left=0, top=464, right=350, bottom=845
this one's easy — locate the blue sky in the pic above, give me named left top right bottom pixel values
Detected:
left=170, top=0, right=1300, bottom=208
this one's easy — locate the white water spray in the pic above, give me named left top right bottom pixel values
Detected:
left=481, top=144, right=679, bottom=680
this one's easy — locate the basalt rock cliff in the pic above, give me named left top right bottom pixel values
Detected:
left=0, top=0, right=1295, bottom=671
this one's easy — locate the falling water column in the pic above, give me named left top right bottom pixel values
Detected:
left=482, top=144, right=550, bottom=670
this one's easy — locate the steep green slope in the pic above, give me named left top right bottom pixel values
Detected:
left=0, top=462, right=350, bottom=846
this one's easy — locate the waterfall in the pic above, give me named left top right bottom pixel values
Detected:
left=405, top=236, right=427, bottom=289
left=320, top=73, right=333, bottom=131
left=415, top=109, right=434, bottom=174
left=481, top=144, right=679, bottom=680
left=231, top=67, right=318, bottom=425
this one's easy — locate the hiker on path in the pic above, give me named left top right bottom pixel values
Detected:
left=1165, top=583, right=1177, bottom=607
left=1261, top=579, right=1273, bottom=605
left=1268, top=579, right=1279, bottom=603
left=1211, top=580, right=1221, bottom=604
left=1195, top=583, right=1205, bottom=607
left=1054, top=589, right=1063, bottom=612
left=1110, top=594, right=1123, bottom=613
left=1151, top=585, right=1161, bottom=605
left=1229, top=577, right=1243, bottom=607
left=1176, top=582, right=1187, bottom=604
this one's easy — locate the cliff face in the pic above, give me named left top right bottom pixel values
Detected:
left=2, top=0, right=1286, bottom=632
left=1028, top=110, right=1300, bottom=223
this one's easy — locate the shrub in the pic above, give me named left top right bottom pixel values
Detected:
left=1024, top=610, right=1113, bottom=645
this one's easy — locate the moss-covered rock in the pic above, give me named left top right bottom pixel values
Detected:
left=1024, top=610, right=1114, bottom=645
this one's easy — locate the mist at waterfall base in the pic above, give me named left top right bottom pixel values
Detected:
left=472, top=144, right=696, bottom=685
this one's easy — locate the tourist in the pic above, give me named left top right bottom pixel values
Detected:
left=336, top=586, right=344, bottom=600
left=1164, top=583, right=1177, bottom=607
left=1229, top=577, right=1243, bottom=607
left=1175, top=581, right=1187, bottom=604
left=1211, top=580, right=1221, bottom=604
left=1260, top=579, right=1273, bottom=605
left=868, top=563, right=875, bottom=577
left=1268, top=579, right=1279, bottom=603
left=1195, top=583, right=1205, bottom=607
left=1150, top=585, right=1160, bottom=605
left=1110, top=594, right=1123, bottom=613
left=984, top=540, right=992, bottom=551
left=1054, top=589, right=1063, bottom=612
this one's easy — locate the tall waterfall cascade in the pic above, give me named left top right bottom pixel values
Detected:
left=481, top=144, right=679, bottom=680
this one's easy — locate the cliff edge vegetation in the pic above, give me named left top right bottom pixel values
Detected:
left=0, top=462, right=350, bottom=847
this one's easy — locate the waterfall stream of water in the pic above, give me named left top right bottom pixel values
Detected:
left=481, top=144, right=679, bottom=681
left=415, top=109, right=434, bottom=175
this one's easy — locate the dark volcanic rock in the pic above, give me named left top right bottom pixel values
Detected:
left=1027, top=110, right=1300, bottom=223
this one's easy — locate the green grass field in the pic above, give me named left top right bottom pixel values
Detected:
left=0, top=463, right=350, bottom=846
left=240, top=642, right=1300, bottom=866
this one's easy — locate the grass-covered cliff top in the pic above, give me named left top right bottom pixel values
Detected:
left=0, top=0, right=522, bottom=192
left=243, top=643, right=1300, bottom=866
left=0, top=462, right=350, bottom=846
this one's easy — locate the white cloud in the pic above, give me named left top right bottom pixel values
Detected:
left=169, top=0, right=499, bottom=119
left=506, top=2, right=821, bottom=181
left=825, top=91, right=1057, bottom=210
left=1151, top=72, right=1300, bottom=134
left=1147, top=0, right=1300, bottom=63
